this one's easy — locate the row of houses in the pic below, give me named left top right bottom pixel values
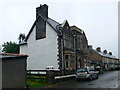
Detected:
left=88, top=46, right=119, bottom=71
left=20, top=4, right=119, bottom=73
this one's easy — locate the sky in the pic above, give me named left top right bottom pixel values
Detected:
left=0, top=0, right=119, bottom=58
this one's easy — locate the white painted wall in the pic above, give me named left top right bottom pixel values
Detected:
left=20, top=23, right=59, bottom=70
left=20, top=45, right=28, bottom=54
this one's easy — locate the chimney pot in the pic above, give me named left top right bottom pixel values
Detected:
left=103, top=50, right=107, bottom=54
left=96, top=47, right=101, bottom=52
left=109, top=52, right=112, bottom=55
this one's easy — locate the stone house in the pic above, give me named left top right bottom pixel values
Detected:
left=88, top=46, right=119, bottom=71
left=20, top=4, right=89, bottom=72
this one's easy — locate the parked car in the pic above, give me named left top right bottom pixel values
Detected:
left=75, top=67, right=99, bottom=81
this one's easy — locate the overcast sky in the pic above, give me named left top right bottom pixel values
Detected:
left=0, top=0, right=119, bottom=57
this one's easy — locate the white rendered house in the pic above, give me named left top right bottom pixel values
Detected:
left=20, top=4, right=60, bottom=70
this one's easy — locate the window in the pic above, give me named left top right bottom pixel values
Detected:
left=70, top=55, right=74, bottom=60
left=63, top=34, right=73, bottom=49
left=89, top=68, right=94, bottom=71
left=65, top=55, right=69, bottom=60
left=66, top=61, right=69, bottom=68
left=76, top=36, right=81, bottom=49
left=66, top=26, right=69, bottom=29
left=76, top=68, right=87, bottom=72
left=70, top=61, right=74, bottom=69
left=79, top=59, right=82, bottom=68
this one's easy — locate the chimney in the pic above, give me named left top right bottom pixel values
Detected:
left=96, top=47, right=101, bottom=52
left=36, top=4, right=48, bottom=19
left=109, top=52, right=112, bottom=55
left=103, top=50, right=107, bottom=54
left=88, top=45, right=93, bottom=49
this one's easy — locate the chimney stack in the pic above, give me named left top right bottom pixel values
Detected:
left=36, top=4, right=48, bottom=19
left=88, top=45, right=93, bottom=49
left=96, top=47, right=101, bottom=52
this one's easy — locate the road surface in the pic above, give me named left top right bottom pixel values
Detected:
left=51, top=71, right=120, bottom=88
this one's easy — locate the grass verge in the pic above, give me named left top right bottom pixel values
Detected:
left=26, top=75, right=48, bottom=88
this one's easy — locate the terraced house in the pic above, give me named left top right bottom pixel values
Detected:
left=88, top=46, right=119, bottom=71
left=20, top=4, right=89, bottom=72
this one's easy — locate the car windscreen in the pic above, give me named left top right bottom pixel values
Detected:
left=76, top=68, right=87, bottom=72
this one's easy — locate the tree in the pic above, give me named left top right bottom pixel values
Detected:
left=1, top=33, right=26, bottom=54
left=18, top=33, right=26, bottom=43
left=2, top=41, right=19, bottom=54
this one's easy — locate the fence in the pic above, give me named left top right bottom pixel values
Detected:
left=27, top=69, right=76, bottom=84
left=27, top=70, right=47, bottom=80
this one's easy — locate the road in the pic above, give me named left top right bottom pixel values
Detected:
left=51, top=71, right=120, bottom=88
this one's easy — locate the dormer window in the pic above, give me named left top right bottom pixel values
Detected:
left=66, top=26, right=69, bottom=29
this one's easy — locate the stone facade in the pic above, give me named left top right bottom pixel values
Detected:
left=60, top=25, right=89, bottom=71
left=71, top=26, right=89, bottom=68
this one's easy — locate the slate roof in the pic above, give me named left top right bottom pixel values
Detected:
left=47, top=18, right=60, bottom=30
left=93, top=50, right=119, bottom=60
left=0, top=53, right=28, bottom=59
